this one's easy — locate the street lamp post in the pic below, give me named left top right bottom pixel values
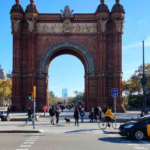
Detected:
left=141, top=41, right=147, bottom=115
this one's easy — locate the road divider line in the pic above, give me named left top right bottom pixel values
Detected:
left=24, top=142, right=34, bottom=144
left=134, top=147, right=147, bottom=150
left=26, top=140, right=36, bottom=142
left=20, top=145, right=31, bottom=148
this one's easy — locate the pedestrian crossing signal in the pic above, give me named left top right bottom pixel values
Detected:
left=29, top=92, right=33, bottom=100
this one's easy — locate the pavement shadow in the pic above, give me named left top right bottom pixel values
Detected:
left=98, top=137, right=150, bottom=144
left=65, top=129, right=100, bottom=134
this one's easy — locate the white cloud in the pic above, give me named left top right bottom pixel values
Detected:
left=123, top=36, right=150, bottom=50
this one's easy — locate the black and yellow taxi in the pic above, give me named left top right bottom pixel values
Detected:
left=119, top=115, right=150, bottom=140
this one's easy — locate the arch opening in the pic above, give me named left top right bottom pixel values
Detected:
left=48, top=54, right=85, bottom=105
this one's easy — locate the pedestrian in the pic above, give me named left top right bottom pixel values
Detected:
left=98, top=106, right=102, bottom=121
left=94, top=106, right=99, bottom=122
left=25, top=107, right=33, bottom=124
left=80, top=108, right=85, bottom=123
left=43, top=106, right=47, bottom=117
left=49, top=106, right=55, bottom=125
left=55, top=107, right=60, bottom=124
left=74, top=107, right=79, bottom=126
left=49, top=107, right=52, bottom=124
left=7, top=106, right=11, bottom=117
left=90, top=108, right=94, bottom=122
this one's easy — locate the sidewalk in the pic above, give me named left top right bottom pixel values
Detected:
left=0, top=110, right=140, bottom=134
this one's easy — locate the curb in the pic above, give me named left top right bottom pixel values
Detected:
left=0, top=130, right=43, bottom=133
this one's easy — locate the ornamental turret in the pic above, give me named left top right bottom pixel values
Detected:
left=10, top=0, right=24, bottom=33
left=96, top=0, right=109, bottom=33
left=25, top=0, right=38, bottom=32
left=111, top=0, right=125, bottom=33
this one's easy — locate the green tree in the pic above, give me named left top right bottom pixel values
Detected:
left=49, top=91, right=58, bottom=105
left=0, top=78, right=12, bottom=105
left=122, top=63, right=150, bottom=108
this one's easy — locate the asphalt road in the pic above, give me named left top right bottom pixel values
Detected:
left=0, top=133, right=150, bottom=150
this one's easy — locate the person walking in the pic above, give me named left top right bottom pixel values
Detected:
left=90, top=108, right=94, bottom=122
left=55, top=107, right=60, bottom=124
left=50, top=106, right=56, bottom=125
left=94, top=106, right=99, bottom=122
left=49, top=107, right=52, bottom=124
left=43, top=106, right=47, bottom=117
left=74, top=107, right=79, bottom=126
left=98, top=106, right=102, bottom=121
left=7, top=106, right=11, bottom=117
left=25, top=107, right=33, bottom=124
left=80, top=108, right=85, bottom=123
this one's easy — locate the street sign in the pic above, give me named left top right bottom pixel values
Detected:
left=112, top=89, right=118, bottom=97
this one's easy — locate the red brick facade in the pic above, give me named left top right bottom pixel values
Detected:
left=10, top=0, right=125, bottom=111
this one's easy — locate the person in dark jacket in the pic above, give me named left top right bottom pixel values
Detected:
left=7, top=106, right=11, bottom=117
left=49, top=106, right=56, bottom=125
left=74, top=107, right=79, bottom=126
left=94, top=106, right=99, bottom=122
left=55, top=107, right=60, bottom=124
left=25, top=107, right=33, bottom=124
left=90, top=108, right=94, bottom=122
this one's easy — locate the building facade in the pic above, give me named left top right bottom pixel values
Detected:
left=10, top=0, right=125, bottom=111
left=62, top=89, right=68, bottom=98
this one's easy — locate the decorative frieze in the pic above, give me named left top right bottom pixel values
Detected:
left=37, top=23, right=97, bottom=34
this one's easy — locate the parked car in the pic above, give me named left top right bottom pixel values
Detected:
left=119, top=115, right=150, bottom=140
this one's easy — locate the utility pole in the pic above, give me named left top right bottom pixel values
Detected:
left=141, top=41, right=147, bottom=115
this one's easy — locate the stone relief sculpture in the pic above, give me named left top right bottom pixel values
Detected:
left=37, top=23, right=97, bottom=34
left=114, top=20, right=123, bottom=32
left=99, top=19, right=108, bottom=32
left=61, top=6, right=74, bottom=19
left=63, top=21, right=71, bottom=33
left=12, top=20, right=21, bottom=32
left=27, top=20, right=35, bottom=32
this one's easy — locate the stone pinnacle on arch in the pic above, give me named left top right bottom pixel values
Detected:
left=96, top=0, right=109, bottom=13
left=15, top=0, right=20, bottom=4
left=30, top=0, right=34, bottom=4
left=116, top=0, right=120, bottom=4
left=100, top=0, right=104, bottom=4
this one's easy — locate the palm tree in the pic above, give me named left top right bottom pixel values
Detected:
left=74, top=91, right=78, bottom=96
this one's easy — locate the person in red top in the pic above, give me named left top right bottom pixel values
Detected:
left=43, top=106, right=47, bottom=117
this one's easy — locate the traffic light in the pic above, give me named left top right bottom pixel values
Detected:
left=29, top=92, right=33, bottom=100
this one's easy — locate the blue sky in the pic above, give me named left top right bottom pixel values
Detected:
left=0, top=0, right=150, bottom=97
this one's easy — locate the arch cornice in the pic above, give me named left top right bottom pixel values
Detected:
left=39, top=39, right=96, bottom=74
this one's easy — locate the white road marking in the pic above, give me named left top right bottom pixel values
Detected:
left=16, top=149, right=28, bottom=150
left=127, top=144, right=139, bottom=146
left=33, top=134, right=41, bottom=136
left=134, top=147, right=147, bottom=150
left=20, top=145, right=31, bottom=148
left=31, top=135, right=40, bottom=138
left=26, top=140, right=36, bottom=142
left=24, top=142, right=34, bottom=144
left=29, top=137, right=39, bottom=139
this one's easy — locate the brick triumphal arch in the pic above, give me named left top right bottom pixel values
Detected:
left=10, top=0, right=125, bottom=111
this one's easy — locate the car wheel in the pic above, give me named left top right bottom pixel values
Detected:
left=134, top=130, right=144, bottom=140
